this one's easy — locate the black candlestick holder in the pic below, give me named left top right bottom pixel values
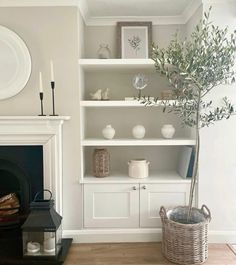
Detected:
left=50, top=81, right=58, bottom=116
left=39, top=92, right=46, bottom=116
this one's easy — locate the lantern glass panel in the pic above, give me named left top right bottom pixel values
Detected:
left=22, top=231, right=58, bottom=257
left=56, top=224, right=62, bottom=252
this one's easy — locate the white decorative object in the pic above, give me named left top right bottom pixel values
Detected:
left=161, top=124, right=175, bottom=139
left=27, top=241, right=40, bottom=253
left=0, top=25, right=31, bottom=100
left=90, top=89, right=102, bottom=100
left=102, top=125, right=115, bottom=139
left=132, top=74, right=148, bottom=98
left=128, top=159, right=150, bottom=178
left=39, top=72, right=43, bottom=93
left=44, top=236, right=55, bottom=253
left=132, top=125, right=145, bottom=139
left=97, top=44, right=111, bottom=59
left=102, top=88, right=109, bottom=100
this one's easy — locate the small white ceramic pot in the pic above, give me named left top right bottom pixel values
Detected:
left=132, top=125, right=145, bottom=139
left=102, top=125, right=115, bottom=139
left=161, top=124, right=175, bottom=139
left=128, top=159, right=150, bottom=179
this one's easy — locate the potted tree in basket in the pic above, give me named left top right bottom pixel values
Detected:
left=139, top=9, right=236, bottom=265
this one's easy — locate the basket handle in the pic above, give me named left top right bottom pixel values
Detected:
left=33, top=189, right=52, bottom=202
left=201, top=204, right=211, bottom=221
left=159, top=206, right=167, bottom=219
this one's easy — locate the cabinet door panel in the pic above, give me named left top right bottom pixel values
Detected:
left=140, top=184, right=190, bottom=228
left=84, top=184, right=139, bottom=228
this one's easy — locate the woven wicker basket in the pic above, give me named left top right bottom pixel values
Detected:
left=160, top=205, right=211, bottom=265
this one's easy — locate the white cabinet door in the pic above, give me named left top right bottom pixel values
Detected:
left=140, top=183, right=190, bottom=228
left=84, top=184, right=139, bottom=228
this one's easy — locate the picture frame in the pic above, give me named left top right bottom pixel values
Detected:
left=117, top=22, right=152, bottom=59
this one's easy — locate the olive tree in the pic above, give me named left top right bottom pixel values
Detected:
left=140, top=9, right=236, bottom=219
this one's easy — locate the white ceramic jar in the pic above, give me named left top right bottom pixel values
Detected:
left=161, top=124, right=175, bottom=139
left=102, top=125, right=115, bottom=139
left=128, top=159, right=150, bottom=179
left=132, top=125, right=145, bottom=139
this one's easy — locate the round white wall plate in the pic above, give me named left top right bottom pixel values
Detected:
left=0, top=25, right=31, bottom=100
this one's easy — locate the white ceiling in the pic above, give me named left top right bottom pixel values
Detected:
left=87, top=0, right=191, bottom=17
left=80, top=0, right=203, bottom=25
left=0, top=0, right=203, bottom=25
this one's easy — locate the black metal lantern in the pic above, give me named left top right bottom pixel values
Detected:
left=21, top=190, right=62, bottom=259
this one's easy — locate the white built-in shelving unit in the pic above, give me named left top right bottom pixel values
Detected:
left=79, top=58, right=195, bottom=183
left=79, top=58, right=195, bottom=229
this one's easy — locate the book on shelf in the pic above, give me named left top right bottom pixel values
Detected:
left=177, top=146, right=195, bottom=179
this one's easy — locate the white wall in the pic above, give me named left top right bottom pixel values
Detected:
left=199, top=1, right=236, bottom=236
left=0, top=7, right=82, bottom=230
left=184, top=5, right=203, bottom=39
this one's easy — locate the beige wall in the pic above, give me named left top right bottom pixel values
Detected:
left=0, top=7, right=82, bottom=229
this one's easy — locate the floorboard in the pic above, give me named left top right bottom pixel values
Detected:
left=64, top=243, right=236, bottom=265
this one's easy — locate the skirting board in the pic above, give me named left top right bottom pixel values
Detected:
left=63, top=229, right=236, bottom=244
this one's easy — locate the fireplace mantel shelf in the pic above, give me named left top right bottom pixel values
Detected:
left=0, top=116, right=70, bottom=120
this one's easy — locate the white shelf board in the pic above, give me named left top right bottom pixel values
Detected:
left=80, top=100, right=177, bottom=107
left=79, top=59, right=155, bottom=72
left=82, top=138, right=196, bottom=146
left=0, top=116, right=71, bottom=120
left=82, top=171, right=191, bottom=184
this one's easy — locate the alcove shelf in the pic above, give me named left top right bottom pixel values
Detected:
left=80, top=100, right=177, bottom=107
left=79, top=57, right=195, bottom=230
left=79, top=58, right=154, bottom=72
left=83, top=171, right=191, bottom=184
left=82, top=138, right=196, bottom=146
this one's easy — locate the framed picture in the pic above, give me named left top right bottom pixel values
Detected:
left=117, top=22, right=152, bottom=59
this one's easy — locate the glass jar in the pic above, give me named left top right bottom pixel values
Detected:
left=97, top=44, right=111, bottom=59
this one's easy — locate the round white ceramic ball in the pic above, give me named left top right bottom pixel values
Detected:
left=132, top=125, right=146, bottom=139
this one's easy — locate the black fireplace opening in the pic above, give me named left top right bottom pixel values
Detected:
left=0, top=146, right=44, bottom=257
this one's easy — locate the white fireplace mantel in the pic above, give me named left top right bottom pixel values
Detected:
left=0, top=116, right=70, bottom=215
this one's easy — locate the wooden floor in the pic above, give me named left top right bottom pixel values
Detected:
left=64, top=243, right=236, bottom=265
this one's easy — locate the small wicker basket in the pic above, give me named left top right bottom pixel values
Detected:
left=160, top=205, right=211, bottom=265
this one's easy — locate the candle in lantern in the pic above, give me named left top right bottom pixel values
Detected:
left=44, top=236, right=55, bottom=253
left=50, top=60, right=54, bottom=81
left=27, top=241, right=40, bottom=253
left=39, top=72, right=43, bottom=93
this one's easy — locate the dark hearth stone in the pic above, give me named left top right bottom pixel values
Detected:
left=0, top=238, right=72, bottom=265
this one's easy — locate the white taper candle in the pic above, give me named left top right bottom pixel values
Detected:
left=50, top=60, right=54, bottom=81
left=39, top=72, right=43, bottom=93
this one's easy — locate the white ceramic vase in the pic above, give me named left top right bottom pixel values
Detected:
left=128, top=159, right=150, bottom=179
left=97, top=44, right=111, bottom=59
left=132, top=125, right=145, bottom=139
left=102, top=125, right=115, bottom=139
left=161, top=124, right=175, bottom=139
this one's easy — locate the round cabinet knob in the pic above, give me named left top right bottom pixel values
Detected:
left=142, top=185, right=147, bottom=190
left=132, top=186, right=137, bottom=190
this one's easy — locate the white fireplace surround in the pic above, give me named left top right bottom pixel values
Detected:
left=0, top=116, right=70, bottom=215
